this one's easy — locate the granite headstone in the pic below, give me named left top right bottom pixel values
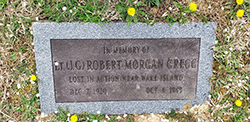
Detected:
left=33, top=22, right=216, bottom=114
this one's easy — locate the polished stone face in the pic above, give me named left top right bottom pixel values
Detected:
left=51, top=38, right=200, bottom=102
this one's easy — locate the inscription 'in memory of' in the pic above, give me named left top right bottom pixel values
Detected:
left=51, top=38, right=200, bottom=102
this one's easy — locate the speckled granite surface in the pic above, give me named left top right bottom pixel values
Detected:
left=33, top=22, right=216, bottom=114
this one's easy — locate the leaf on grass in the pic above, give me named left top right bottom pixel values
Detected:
left=82, top=116, right=87, bottom=120
left=126, top=16, right=132, bottom=26
left=220, top=79, right=226, bottom=85
left=145, top=20, right=150, bottom=25
left=173, top=17, right=177, bottom=21
left=224, top=6, right=231, bottom=9
left=218, top=65, right=224, bottom=69
left=11, top=54, right=16, bottom=60
left=88, top=114, right=95, bottom=119
left=134, top=16, right=138, bottom=24
left=22, top=114, right=28, bottom=120
left=155, top=0, right=160, bottom=7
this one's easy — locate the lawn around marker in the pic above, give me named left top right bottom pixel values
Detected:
left=0, top=0, right=249, bottom=121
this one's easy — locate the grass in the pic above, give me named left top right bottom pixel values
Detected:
left=0, top=0, right=250, bottom=121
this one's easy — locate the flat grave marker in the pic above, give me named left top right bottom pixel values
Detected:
left=33, top=22, right=216, bottom=114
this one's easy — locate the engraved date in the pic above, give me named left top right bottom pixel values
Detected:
left=146, top=87, right=182, bottom=94
left=70, top=88, right=107, bottom=96
left=86, top=88, right=107, bottom=95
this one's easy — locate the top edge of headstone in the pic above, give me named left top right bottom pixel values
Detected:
left=32, top=22, right=217, bottom=28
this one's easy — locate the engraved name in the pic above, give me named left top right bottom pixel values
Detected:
left=54, top=58, right=197, bottom=71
